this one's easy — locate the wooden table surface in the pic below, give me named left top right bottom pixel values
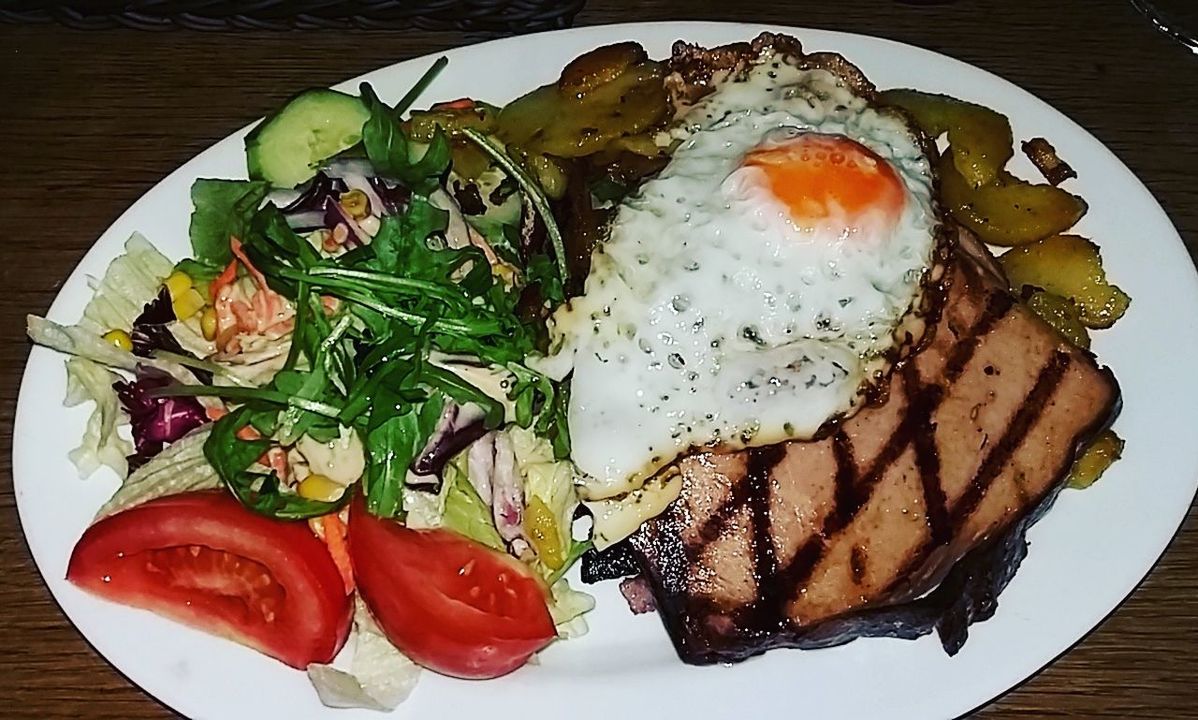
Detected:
left=2, top=0, right=1196, bottom=717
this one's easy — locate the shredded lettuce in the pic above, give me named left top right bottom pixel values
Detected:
left=507, top=427, right=595, bottom=637
left=308, top=598, right=421, bottom=711
left=78, top=232, right=174, bottom=335
left=96, top=425, right=219, bottom=518
left=441, top=455, right=505, bottom=550
left=510, top=426, right=576, bottom=566
left=64, top=357, right=133, bottom=479
left=27, top=232, right=197, bottom=407
left=403, top=468, right=450, bottom=529
left=27, top=314, right=195, bottom=384
left=33, top=233, right=213, bottom=483
left=405, top=452, right=505, bottom=550
left=549, top=578, right=596, bottom=639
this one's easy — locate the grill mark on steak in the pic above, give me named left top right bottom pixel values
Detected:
left=762, top=289, right=1015, bottom=616
left=886, top=349, right=1073, bottom=594
left=627, top=233, right=1120, bottom=664
left=694, top=470, right=749, bottom=546
left=831, top=430, right=858, bottom=531
left=741, top=444, right=790, bottom=632
left=951, top=351, right=1072, bottom=525
left=910, top=291, right=1013, bottom=548
left=946, top=293, right=1015, bottom=378
left=909, top=367, right=950, bottom=546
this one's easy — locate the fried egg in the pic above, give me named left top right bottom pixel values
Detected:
left=539, top=52, right=940, bottom=508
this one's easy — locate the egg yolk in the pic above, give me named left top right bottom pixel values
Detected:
left=742, top=133, right=905, bottom=232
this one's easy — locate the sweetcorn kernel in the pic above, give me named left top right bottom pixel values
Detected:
left=173, top=288, right=206, bottom=320
left=200, top=306, right=218, bottom=341
left=165, top=270, right=193, bottom=300
left=339, top=189, right=370, bottom=220
left=101, top=329, right=133, bottom=352
left=298, top=473, right=345, bottom=503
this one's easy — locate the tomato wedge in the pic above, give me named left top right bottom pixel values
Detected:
left=348, top=497, right=556, bottom=679
left=67, top=491, right=353, bottom=669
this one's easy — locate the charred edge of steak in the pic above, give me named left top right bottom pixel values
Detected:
left=630, top=361, right=1121, bottom=666
left=667, top=32, right=874, bottom=107
left=856, top=219, right=956, bottom=412
left=665, top=32, right=941, bottom=161
left=582, top=541, right=641, bottom=583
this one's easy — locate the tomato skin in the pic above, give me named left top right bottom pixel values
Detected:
left=348, top=497, right=556, bottom=679
left=67, top=491, right=353, bottom=669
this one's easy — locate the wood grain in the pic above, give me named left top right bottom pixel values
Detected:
left=1, top=0, right=1195, bottom=717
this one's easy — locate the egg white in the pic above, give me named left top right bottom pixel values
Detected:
left=540, top=55, right=939, bottom=505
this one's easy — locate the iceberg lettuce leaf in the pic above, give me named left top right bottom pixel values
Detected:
left=308, top=598, right=421, bottom=711
left=64, top=357, right=132, bottom=478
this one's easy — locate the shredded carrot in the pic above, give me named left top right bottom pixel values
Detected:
left=230, top=299, right=257, bottom=333
left=208, top=404, right=262, bottom=440
left=210, top=257, right=239, bottom=303
left=229, top=236, right=272, bottom=296
left=264, top=447, right=290, bottom=482
left=314, top=514, right=354, bottom=594
left=208, top=405, right=260, bottom=439
left=212, top=235, right=294, bottom=352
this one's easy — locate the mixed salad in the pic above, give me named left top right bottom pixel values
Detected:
left=27, top=58, right=597, bottom=710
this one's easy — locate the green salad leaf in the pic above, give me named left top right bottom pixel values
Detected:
left=368, top=198, right=451, bottom=276
left=441, top=459, right=504, bottom=550
left=189, top=178, right=270, bottom=267
left=360, top=83, right=452, bottom=195
left=363, top=389, right=445, bottom=519
left=204, top=407, right=348, bottom=520
left=526, top=253, right=566, bottom=309
left=169, top=60, right=572, bottom=525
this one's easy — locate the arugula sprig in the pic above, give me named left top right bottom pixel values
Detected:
left=360, top=81, right=451, bottom=195
left=173, top=61, right=573, bottom=522
left=205, top=407, right=349, bottom=520
left=460, top=128, right=570, bottom=286
left=509, top=363, right=571, bottom=460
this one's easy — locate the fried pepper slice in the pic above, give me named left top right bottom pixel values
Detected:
left=1000, top=234, right=1130, bottom=329
left=881, top=88, right=1012, bottom=187
left=939, top=151, right=1088, bottom=246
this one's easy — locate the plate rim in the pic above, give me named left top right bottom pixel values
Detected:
left=13, top=20, right=1198, bottom=720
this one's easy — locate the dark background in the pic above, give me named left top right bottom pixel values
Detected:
left=1, top=0, right=1196, bottom=716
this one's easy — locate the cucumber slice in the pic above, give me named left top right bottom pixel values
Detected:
left=246, top=88, right=371, bottom=188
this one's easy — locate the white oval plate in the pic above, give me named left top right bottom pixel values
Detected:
left=15, top=21, right=1198, bottom=720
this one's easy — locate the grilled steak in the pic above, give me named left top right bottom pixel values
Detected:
left=626, top=235, right=1121, bottom=664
